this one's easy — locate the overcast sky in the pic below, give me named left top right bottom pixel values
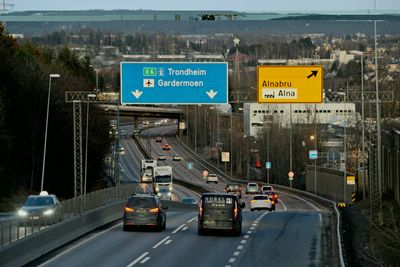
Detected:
left=9, top=0, right=400, bottom=12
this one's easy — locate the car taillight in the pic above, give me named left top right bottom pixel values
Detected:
left=264, top=199, right=270, bottom=203
left=234, top=202, right=238, bottom=219
left=149, top=207, right=159, bottom=213
left=199, top=201, right=203, bottom=218
left=124, top=207, right=134, bottom=213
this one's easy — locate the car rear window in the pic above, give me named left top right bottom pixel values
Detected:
left=127, top=197, right=157, bottom=208
left=203, top=196, right=234, bottom=208
left=253, top=195, right=269, bottom=200
left=248, top=183, right=258, bottom=187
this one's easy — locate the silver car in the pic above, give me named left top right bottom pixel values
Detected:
left=17, top=191, right=63, bottom=225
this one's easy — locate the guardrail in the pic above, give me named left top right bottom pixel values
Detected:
left=0, top=184, right=138, bottom=248
left=172, top=134, right=345, bottom=267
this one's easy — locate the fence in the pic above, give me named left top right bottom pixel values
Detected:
left=0, top=183, right=138, bottom=248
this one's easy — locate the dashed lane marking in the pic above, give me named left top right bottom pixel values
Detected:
left=229, top=258, right=236, bottom=263
left=126, top=252, right=149, bottom=267
left=187, top=216, right=197, bottom=223
left=234, top=251, right=240, bottom=256
left=152, top=236, right=170, bottom=249
left=165, top=239, right=172, bottom=245
left=172, top=224, right=186, bottom=234
left=237, top=245, right=244, bottom=250
left=140, top=257, right=151, bottom=264
left=182, top=226, right=188, bottom=231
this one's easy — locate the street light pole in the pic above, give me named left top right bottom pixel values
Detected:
left=41, top=73, right=60, bottom=192
left=230, top=108, right=233, bottom=177
left=314, top=104, right=317, bottom=195
left=289, top=104, right=293, bottom=188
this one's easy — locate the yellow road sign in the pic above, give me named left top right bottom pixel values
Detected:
left=257, top=65, right=323, bottom=103
left=347, top=175, right=356, bottom=185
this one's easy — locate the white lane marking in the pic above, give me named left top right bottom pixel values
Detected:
left=237, top=245, right=244, bottom=250
left=279, top=198, right=288, bottom=211
left=250, top=227, right=255, bottom=230
left=165, top=239, right=172, bottom=245
left=244, top=235, right=249, bottom=239
left=241, top=240, right=247, bottom=244
left=233, top=251, right=240, bottom=256
left=38, top=223, right=122, bottom=267
left=126, top=252, right=150, bottom=267
left=140, top=257, right=151, bottom=264
left=229, top=258, right=236, bottom=263
left=182, top=226, right=188, bottom=231
left=172, top=224, right=186, bottom=234
left=119, top=163, right=126, bottom=173
left=187, top=216, right=197, bottom=223
left=252, top=223, right=257, bottom=227
left=152, top=236, right=170, bottom=249
left=247, top=231, right=252, bottom=234
left=225, top=265, right=231, bottom=267
left=319, top=213, right=323, bottom=223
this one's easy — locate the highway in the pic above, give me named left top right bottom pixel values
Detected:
left=25, top=123, right=337, bottom=267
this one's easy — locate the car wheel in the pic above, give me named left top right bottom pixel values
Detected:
left=250, top=208, right=254, bottom=212
left=123, top=225, right=129, bottom=231
left=162, top=220, right=166, bottom=230
left=234, top=227, right=242, bottom=236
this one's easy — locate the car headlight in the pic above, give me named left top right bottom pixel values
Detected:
left=167, top=192, right=172, bottom=196
left=43, top=209, right=54, bottom=216
left=18, top=210, right=28, bottom=217
left=169, top=186, right=173, bottom=191
left=157, top=193, right=162, bottom=196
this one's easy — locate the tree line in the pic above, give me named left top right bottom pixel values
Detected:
left=0, top=23, right=111, bottom=211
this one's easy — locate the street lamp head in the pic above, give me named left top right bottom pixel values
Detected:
left=50, top=74, right=60, bottom=78
left=310, top=135, right=315, bottom=140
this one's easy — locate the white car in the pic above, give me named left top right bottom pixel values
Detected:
left=206, top=173, right=218, bottom=184
left=246, top=183, right=259, bottom=194
left=250, top=194, right=274, bottom=211
left=260, top=185, right=274, bottom=194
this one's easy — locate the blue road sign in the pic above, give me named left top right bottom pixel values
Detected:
left=121, top=62, right=228, bottom=104
left=309, top=150, right=318, bottom=160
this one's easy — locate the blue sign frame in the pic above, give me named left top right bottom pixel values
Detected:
left=120, top=62, right=228, bottom=104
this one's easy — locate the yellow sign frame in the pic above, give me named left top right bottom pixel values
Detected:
left=257, top=65, right=324, bottom=103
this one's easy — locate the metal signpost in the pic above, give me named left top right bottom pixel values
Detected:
left=120, top=62, right=228, bottom=104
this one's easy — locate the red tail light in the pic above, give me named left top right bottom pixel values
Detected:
left=124, top=207, right=134, bottom=213
left=199, top=201, right=203, bottom=218
left=234, top=202, right=238, bottom=219
left=149, top=207, right=159, bottom=213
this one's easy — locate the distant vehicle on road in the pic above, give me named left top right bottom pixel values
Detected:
left=198, top=193, right=245, bottom=236
left=225, top=183, right=242, bottom=198
left=265, top=191, right=279, bottom=206
left=17, top=191, right=63, bottom=225
left=260, top=185, right=274, bottom=194
left=158, top=154, right=167, bottom=160
left=181, top=197, right=198, bottom=205
left=153, top=165, right=173, bottom=193
left=246, top=183, right=259, bottom=194
left=250, top=194, right=274, bottom=211
left=155, top=136, right=163, bottom=142
left=157, top=188, right=172, bottom=200
left=172, top=155, right=182, bottom=161
left=206, top=173, right=218, bottom=184
left=123, top=194, right=167, bottom=231
left=162, top=144, right=171, bottom=150
left=141, top=159, right=157, bottom=183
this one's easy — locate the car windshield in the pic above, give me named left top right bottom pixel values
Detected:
left=127, top=197, right=157, bottom=208
left=24, top=196, right=54, bottom=206
left=154, top=176, right=172, bottom=183
left=248, top=184, right=258, bottom=187
left=159, top=188, right=169, bottom=193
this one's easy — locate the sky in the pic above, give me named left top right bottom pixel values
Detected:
left=8, top=0, right=400, bottom=12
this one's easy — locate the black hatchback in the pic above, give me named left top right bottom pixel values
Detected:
left=123, top=194, right=167, bottom=231
left=198, top=193, right=245, bottom=236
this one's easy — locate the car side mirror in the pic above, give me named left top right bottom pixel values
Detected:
left=240, top=202, right=246, bottom=209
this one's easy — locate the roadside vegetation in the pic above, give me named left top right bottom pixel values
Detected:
left=0, top=23, right=111, bottom=211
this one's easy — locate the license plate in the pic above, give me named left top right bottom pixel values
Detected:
left=32, top=216, right=40, bottom=220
